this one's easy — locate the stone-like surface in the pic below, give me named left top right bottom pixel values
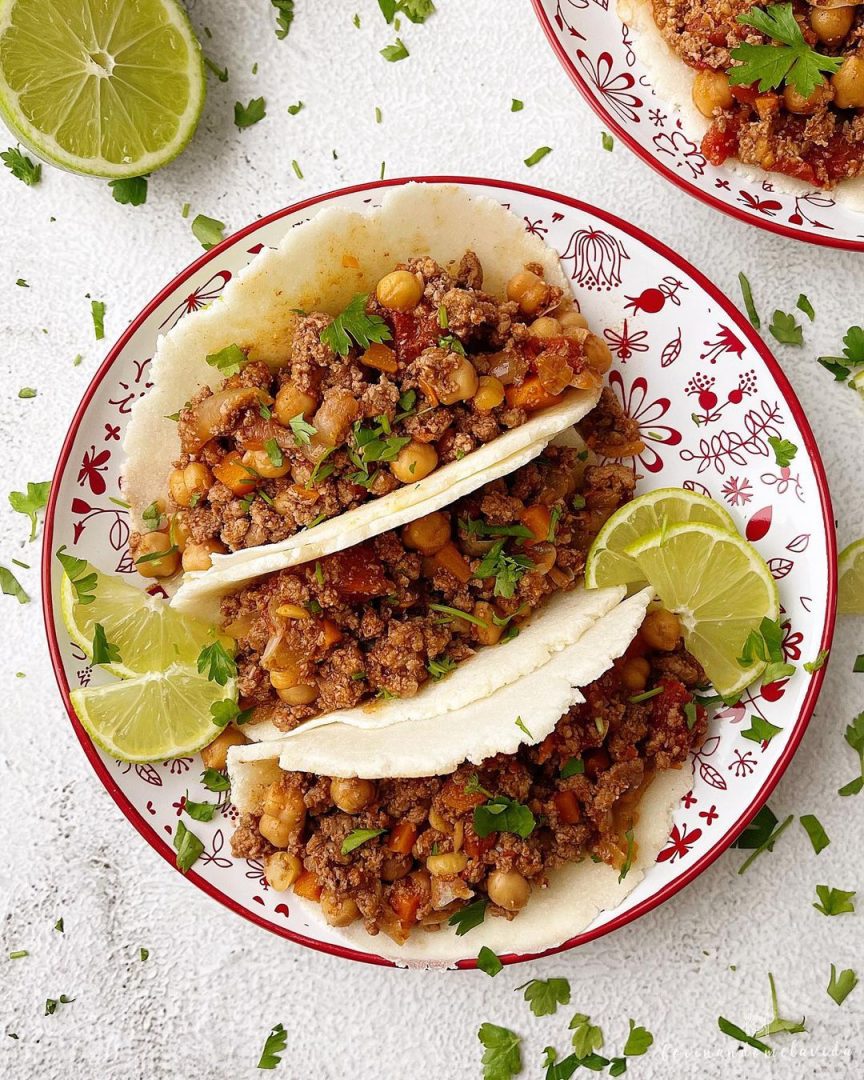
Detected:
left=0, top=2, right=861, bottom=1078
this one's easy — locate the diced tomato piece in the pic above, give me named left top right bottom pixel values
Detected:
left=213, top=451, right=257, bottom=496
left=387, top=821, right=417, bottom=855
left=701, top=122, right=739, bottom=167
left=322, top=544, right=391, bottom=599
left=389, top=310, right=439, bottom=365
left=649, top=678, right=692, bottom=721
left=554, top=789, right=582, bottom=825
left=293, top=870, right=322, bottom=901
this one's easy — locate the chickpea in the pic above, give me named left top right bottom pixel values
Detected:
left=559, top=309, right=589, bottom=335
left=784, top=79, right=833, bottom=115
left=487, top=869, right=531, bottom=912
left=426, top=852, right=468, bottom=876
left=529, top=316, right=562, bottom=339
left=390, top=440, right=438, bottom=484
left=473, top=375, right=505, bottom=412
left=320, top=890, right=360, bottom=927
left=402, top=511, right=451, bottom=555
left=182, top=538, right=227, bottom=573
left=619, top=656, right=650, bottom=693
left=264, top=851, right=302, bottom=891
left=274, top=602, right=310, bottom=620
left=200, top=725, right=247, bottom=770
left=274, top=382, right=317, bottom=426
left=584, top=333, right=613, bottom=374
left=473, top=601, right=504, bottom=646
left=275, top=682, right=319, bottom=706
left=692, top=69, right=733, bottom=118
left=263, top=783, right=306, bottom=828
left=506, top=269, right=552, bottom=316
left=832, top=52, right=864, bottom=109
left=168, top=462, right=213, bottom=508
left=135, top=530, right=180, bottom=578
left=811, top=4, right=855, bottom=47
left=169, top=510, right=191, bottom=552
left=529, top=541, right=558, bottom=576
left=330, top=776, right=376, bottom=813
left=376, top=269, right=423, bottom=311
left=381, top=853, right=413, bottom=881
left=242, top=448, right=291, bottom=479
left=439, top=356, right=479, bottom=405
left=641, top=608, right=682, bottom=652
left=259, top=813, right=292, bottom=848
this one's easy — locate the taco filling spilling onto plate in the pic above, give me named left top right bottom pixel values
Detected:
left=132, top=253, right=613, bottom=574
left=222, top=405, right=641, bottom=734
left=648, top=0, right=864, bottom=188
left=229, top=612, right=706, bottom=944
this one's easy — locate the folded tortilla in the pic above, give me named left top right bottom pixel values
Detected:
left=123, top=182, right=602, bottom=603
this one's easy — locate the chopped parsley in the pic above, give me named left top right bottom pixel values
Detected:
left=804, top=649, right=829, bottom=673
left=381, top=37, right=409, bottom=61
left=135, top=542, right=178, bottom=566
left=753, top=972, right=806, bottom=1038
left=477, top=946, right=503, bottom=977
left=264, top=438, right=283, bottom=468
left=511, top=98, right=524, bottom=111
left=54, top=918, right=64, bottom=933
left=738, top=272, right=761, bottom=329
left=341, top=827, right=386, bottom=855
left=618, top=828, right=635, bottom=882
left=92, top=623, right=121, bottom=666
left=2, top=146, right=41, bottom=186
left=197, top=641, right=237, bottom=686
left=767, top=436, right=797, bottom=468
left=623, top=1019, right=653, bottom=1056
left=737, top=617, right=794, bottom=685
left=799, top=814, right=830, bottom=854
left=427, top=655, right=457, bottom=680
left=817, top=325, right=864, bottom=382
left=91, top=299, right=106, bottom=340
left=514, top=716, right=533, bottom=740
left=728, top=3, right=843, bottom=98
left=139, top=947, right=149, bottom=962
left=448, top=898, right=487, bottom=936
left=201, top=768, right=231, bottom=792
left=379, top=0, right=435, bottom=22
left=478, top=1023, right=522, bottom=1080
left=44, top=995, right=75, bottom=1016
left=429, top=602, right=491, bottom=629
left=320, top=293, right=392, bottom=356
left=0, top=565, right=28, bottom=605
left=142, top=501, right=162, bottom=532
left=519, top=978, right=571, bottom=1017
left=684, top=702, right=698, bottom=731
left=192, top=214, right=226, bottom=250
left=184, top=793, right=217, bottom=822
left=768, top=309, right=803, bottom=346
left=56, top=546, right=97, bottom=604
left=348, top=419, right=410, bottom=485
left=210, top=699, right=252, bottom=728
left=717, top=1016, right=772, bottom=1056
left=474, top=540, right=534, bottom=599
left=601, top=131, right=614, bottom=152
left=9, top=950, right=28, bottom=959
left=205, top=343, right=246, bottom=376
left=813, top=885, right=856, bottom=916
left=827, top=965, right=858, bottom=1006
left=628, top=686, right=663, bottom=704
left=474, top=795, right=535, bottom=839
left=235, top=97, right=267, bottom=128
left=15, top=278, right=28, bottom=287
left=736, top=810, right=793, bottom=874
left=8, top=480, right=50, bottom=541
left=271, top=0, right=294, bottom=38
left=108, top=176, right=148, bottom=206
left=560, top=757, right=584, bottom=778
left=838, top=711, right=864, bottom=796
left=569, top=1013, right=605, bottom=1059
left=524, top=146, right=552, bottom=167
left=740, top=715, right=783, bottom=744
left=203, top=56, right=228, bottom=81
left=173, top=820, right=204, bottom=874
left=460, top=517, right=533, bottom=541
left=291, top=159, right=303, bottom=179
left=796, top=294, right=815, bottom=322
left=257, top=1022, right=288, bottom=1069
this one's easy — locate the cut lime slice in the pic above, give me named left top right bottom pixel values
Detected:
left=71, top=663, right=232, bottom=762
left=60, top=564, right=218, bottom=679
left=838, top=538, right=864, bottom=615
left=624, top=521, right=780, bottom=698
left=585, top=487, right=737, bottom=591
left=0, top=0, right=205, bottom=177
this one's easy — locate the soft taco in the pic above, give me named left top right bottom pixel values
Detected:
left=179, top=412, right=645, bottom=743
left=123, top=183, right=615, bottom=591
left=224, top=592, right=706, bottom=961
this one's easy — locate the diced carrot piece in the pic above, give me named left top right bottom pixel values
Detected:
left=463, top=826, right=495, bottom=860
left=361, top=342, right=398, bottom=374
left=536, top=733, right=557, bottom=764
left=320, top=618, right=343, bottom=648
left=387, top=821, right=417, bottom=855
left=388, top=881, right=423, bottom=924
left=432, top=541, right=473, bottom=584
left=213, top=451, right=257, bottom=496
left=290, top=483, right=320, bottom=503
left=505, top=375, right=564, bottom=413
left=293, top=870, right=322, bottom=901
left=554, top=789, right=582, bottom=825
left=440, top=778, right=486, bottom=813
left=520, top=503, right=552, bottom=543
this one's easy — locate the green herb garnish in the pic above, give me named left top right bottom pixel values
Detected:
left=799, top=814, right=830, bottom=854
left=518, top=978, right=571, bottom=1017
left=184, top=793, right=217, bottom=822
left=813, top=885, right=856, bottom=916
left=827, top=965, right=858, bottom=1006
left=92, top=623, right=121, bottom=666
left=474, top=795, right=535, bottom=839
left=320, top=294, right=392, bottom=356
left=257, top=1022, right=288, bottom=1069
left=449, top=898, right=487, bottom=936
left=197, top=641, right=237, bottom=686
left=524, top=146, right=552, bottom=167
left=173, top=820, right=204, bottom=874
left=341, top=828, right=386, bottom=855
left=8, top=480, right=50, bottom=541
left=108, top=176, right=148, bottom=206
left=205, top=343, right=246, bottom=376
left=192, top=214, right=226, bottom=250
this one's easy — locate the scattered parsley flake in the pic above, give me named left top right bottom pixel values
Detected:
left=54, top=918, right=63, bottom=933
left=0, top=566, right=28, bottom=605
left=173, top=820, right=204, bottom=874
left=477, top=946, right=503, bottom=977
left=569, top=1013, right=605, bottom=1059
left=813, top=884, right=856, bottom=916
left=287, top=101, right=304, bottom=115
left=289, top=412, right=316, bottom=446
left=197, top=641, right=237, bottom=686
left=618, top=828, right=635, bottom=882
left=804, top=649, right=829, bottom=673
left=767, top=436, right=797, bottom=468
left=271, top=0, right=295, bottom=39
left=511, top=98, right=524, bottom=112
left=799, top=814, right=830, bottom=854
left=203, top=55, right=228, bottom=81
left=838, top=711, right=864, bottom=796
left=201, top=768, right=231, bottom=792
left=524, top=146, right=552, bottom=167
left=474, top=539, right=534, bottom=599
left=192, top=214, right=226, bottom=250
left=740, top=715, right=783, bottom=745
left=560, top=757, right=584, bottom=778
left=341, top=828, right=386, bottom=855
left=91, top=299, right=106, bottom=340
left=9, top=950, right=28, bottom=959
left=139, top=947, right=149, bottom=962
left=448, top=898, right=487, bottom=936
left=205, top=343, right=246, bottom=376
left=519, top=978, right=571, bottom=1017
left=796, top=294, right=815, bottom=321
left=601, top=131, right=614, bottom=151
left=628, top=686, right=664, bottom=704
left=257, top=1022, right=288, bottom=1069
left=381, top=37, right=409, bottom=61
left=737, top=811, right=793, bottom=874
left=752, top=972, right=806, bottom=1038
left=738, top=272, right=761, bottom=329
left=56, top=546, right=97, bottom=604
left=474, top=795, right=535, bottom=839
left=827, top=965, right=858, bottom=1006
left=44, top=995, right=75, bottom=1016
left=623, top=1020, right=653, bottom=1057
left=92, top=622, right=121, bottom=666
left=235, top=97, right=266, bottom=129
left=321, top=294, right=392, bottom=356
left=8, top=480, right=50, bottom=541
left=16, top=278, right=28, bottom=287
left=183, top=793, right=217, bottom=822
left=375, top=106, right=382, bottom=123
left=768, top=309, right=803, bottom=346
left=478, top=1023, right=522, bottom=1080
left=108, top=176, right=148, bottom=206
left=427, top=655, right=457, bottom=680
left=2, top=146, right=41, bottom=186
left=514, top=715, right=533, bottom=740
left=717, top=1016, right=772, bottom=1056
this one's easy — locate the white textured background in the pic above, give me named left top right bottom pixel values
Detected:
left=1, top=2, right=862, bottom=1078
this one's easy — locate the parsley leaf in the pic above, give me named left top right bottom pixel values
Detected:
left=838, top=711, right=864, bottom=796
left=203, top=55, right=228, bottom=81
left=44, top=995, right=75, bottom=1016
left=813, top=884, right=856, bottom=916
left=210, top=699, right=252, bottom=728
left=477, top=946, right=503, bottom=977
left=740, top=715, right=783, bottom=744
left=623, top=1020, right=653, bottom=1056
left=257, top=1022, right=288, bottom=1069
left=397, top=0, right=435, bottom=21
left=139, top=947, right=149, bottom=961
left=569, top=1013, right=604, bottom=1059
left=197, top=641, right=237, bottom=686
left=289, top=412, right=317, bottom=446
left=560, top=757, right=584, bottom=778
left=56, top=546, right=97, bottom=605
left=0, top=565, right=28, bottom=604
left=2, top=146, right=41, bottom=186
left=478, top=1023, right=522, bottom=1080
left=205, top=343, right=246, bottom=376
left=108, top=176, right=148, bottom=206
left=752, top=972, right=806, bottom=1038
left=827, top=965, right=858, bottom=1006
left=618, top=828, right=635, bottom=882
left=184, top=793, right=217, bottom=822
left=511, top=98, right=524, bottom=112
left=264, top=438, right=283, bottom=468
left=321, top=294, right=392, bottom=356
left=474, top=539, right=534, bottom=599
left=192, top=214, right=225, bottom=250
left=514, top=716, right=533, bottom=740
left=381, top=38, right=409, bottom=62
left=738, top=272, right=760, bottom=329
left=235, top=97, right=266, bottom=129
left=474, top=796, right=536, bottom=840
left=803, top=649, right=829, bottom=673
left=799, top=814, right=830, bottom=854
left=601, top=131, right=614, bottom=152
left=736, top=811, right=793, bottom=874
left=201, top=768, right=231, bottom=792
left=796, top=294, right=815, bottom=322
left=519, top=978, right=571, bottom=1017
left=768, top=309, right=803, bottom=346
left=8, top=480, right=50, bottom=541
left=271, top=0, right=294, bottom=39
left=448, top=898, right=487, bottom=936
left=524, top=146, right=552, bottom=167
left=18, top=387, right=36, bottom=398
left=173, top=820, right=204, bottom=874
left=427, top=655, right=457, bottom=680
left=729, top=3, right=843, bottom=98
left=92, top=623, right=121, bottom=665
left=717, top=1016, right=772, bottom=1056
left=767, top=436, right=797, bottom=468
left=341, top=828, right=386, bottom=855
left=91, top=299, right=106, bottom=340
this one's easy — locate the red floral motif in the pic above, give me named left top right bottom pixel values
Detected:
left=786, top=533, right=810, bottom=553
left=196, top=829, right=233, bottom=870
left=104, top=423, right=121, bottom=441
left=577, top=51, right=642, bottom=123
left=781, top=623, right=803, bottom=662
left=524, top=217, right=548, bottom=238
left=653, top=131, right=706, bottom=179
left=729, top=750, right=757, bottom=777
left=691, top=735, right=727, bottom=791
left=607, top=369, right=681, bottom=473
left=788, top=191, right=836, bottom=230
left=682, top=790, right=697, bottom=808
left=77, top=446, right=111, bottom=495
left=117, top=761, right=163, bottom=787
left=657, top=823, right=703, bottom=863
left=737, top=190, right=783, bottom=217
left=761, top=466, right=804, bottom=501
left=70, top=499, right=129, bottom=560
left=698, top=804, right=719, bottom=825
left=721, top=476, right=753, bottom=506
left=686, top=369, right=757, bottom=424
left=699, top=326, right=746, bottom=365
left=683, top=479, right=712, bottom=497
left=554, top=0, right=588, bottom=41
left=746, top=505, right=772, bottom=542
left=159, top=270, right=232, bottom=331
left=560, top=227, right=630, bottom=290
left=603, top=318, right=648, bottom=360
left=660, top=327, right=682, bottom=367
left=768, top=557, right=794, bottom=580
left=679, top=401, right=784, bottom=475
left=624, top=277, right=686, bottom=316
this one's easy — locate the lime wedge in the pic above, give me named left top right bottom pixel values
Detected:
left=585, top=487, right=737, bottom=591
left=624, top=521, right=779, bottom=697
left=71, top=663, right=232, bottom=762
left=838, top=538, right=864, bottom=615
left=0, top=0, right=205, bottom=177
left=60, top=564, right=218, bottom=679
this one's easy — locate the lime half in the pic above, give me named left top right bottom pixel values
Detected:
left=0, top=0, right=205, bottom=177
left=585, top=487, right=737, bottom=591
left=60, top=563, right=218, bottom=679
left=838, top=538, right=864, bottom=615
left=624, top=521, right=780, bottom=697
left=71, top=664, right=232, bottom=762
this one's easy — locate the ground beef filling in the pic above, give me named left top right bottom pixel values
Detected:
left=653, top=0, right=864, bottom=187
left=222, top=446, right=637, bottom=732
left=230, top=626, right=707, bottom=944
left=136, top=252, right=616, bottom=568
